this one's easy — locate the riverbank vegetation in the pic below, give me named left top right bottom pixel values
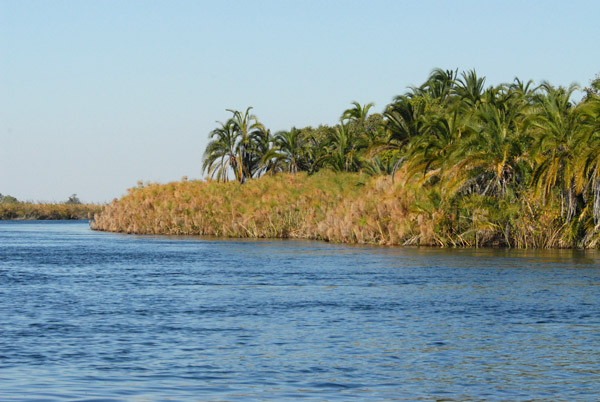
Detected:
left=0, top=194, right=102, bottom=220
left=92, top=69, right=600, bottom=248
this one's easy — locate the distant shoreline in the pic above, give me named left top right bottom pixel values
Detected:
left=0, top=203, right=103, bottom=221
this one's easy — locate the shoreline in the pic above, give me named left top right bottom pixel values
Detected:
left=0, top=203, right=102, bottom=221
left=89, top=171, right=599, bottom=250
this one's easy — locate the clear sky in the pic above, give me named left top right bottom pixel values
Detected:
left=1, top=0, right=599, bottom=203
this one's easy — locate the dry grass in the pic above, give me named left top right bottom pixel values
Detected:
left=90, top=170, right=588, bottom=248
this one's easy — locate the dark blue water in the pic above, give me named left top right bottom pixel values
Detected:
left=1, top=221, right=600, bottom=401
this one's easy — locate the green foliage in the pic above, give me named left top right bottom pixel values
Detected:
left=202, top=107, right=269, bottom=183
left=103, top=68, right=600, bottom=248
left=0, top=193, right=19, bottom=204
left=584, top=74, right=600, bottom=99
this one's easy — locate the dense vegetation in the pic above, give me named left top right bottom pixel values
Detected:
left=0, top=193, right=101, bottom=220
left=93, top=69, right=600, bottom=248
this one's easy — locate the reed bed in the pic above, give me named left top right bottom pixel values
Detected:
left=90, top=170, right=590, bottom=248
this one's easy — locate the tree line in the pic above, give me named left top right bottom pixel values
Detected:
left=201, top=69, right=600, bottom=247
left=0, top=193, right=83, bottom=205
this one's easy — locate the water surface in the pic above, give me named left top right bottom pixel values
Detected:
left=1, top=221, right=599, bottom=401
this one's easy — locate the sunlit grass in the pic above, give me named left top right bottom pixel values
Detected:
left=90, top=169, right=583, bottom=248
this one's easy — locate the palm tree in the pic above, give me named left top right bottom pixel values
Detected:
left=228, top=107, right=268, bottom=183
left=454, top=69, right=486, bottom=107
left=341, top=101, right=374, bottom=125
left=411, top=68, right=458, bottom=104
left=247, top=126, right=271, bottom=177
left=446, top=86, right=531, bottom=198
left=572, top=95, right=600, bottom=245
left=405, top=109, right=472, bottom=185
left=202, top=119, right=239, bottom=182
left=530, top=82, right=582, bottom=221
left=277, top=127, right=307, bottom=173
left=371, top=95, right=427, bottom=180
left=294, top=125, right=337, bottom=174
left=509, top=77, right=537, bottom=100
left=318, top=123, right=360, bottom=172
left=203, top=107, right=271, bottom=183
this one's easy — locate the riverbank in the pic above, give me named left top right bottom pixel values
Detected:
left=1, top=203, right=102, bottom=220
left=90, top=171, right=593, bottom=248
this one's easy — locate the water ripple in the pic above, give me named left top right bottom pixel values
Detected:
left=1, top=221, right=600, bottom=401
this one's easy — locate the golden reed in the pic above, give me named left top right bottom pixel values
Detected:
left=90, top=171, right=588, bottom=248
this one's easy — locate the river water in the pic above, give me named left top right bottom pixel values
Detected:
left=1, top=221, right=599, bottom=401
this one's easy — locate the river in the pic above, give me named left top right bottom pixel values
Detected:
left=1, top=220, right=599, bottom=401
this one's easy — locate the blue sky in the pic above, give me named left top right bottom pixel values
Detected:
left=1, top=0, right=599, bottom=202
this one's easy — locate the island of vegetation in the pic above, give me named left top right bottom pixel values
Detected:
left=91, top=69, right=600, bottom=248
left=0, top=193, right=102, bottom=220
